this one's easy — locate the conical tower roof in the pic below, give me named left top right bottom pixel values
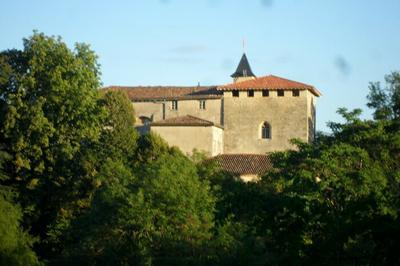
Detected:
left=231, top=53, right=256, bottom=78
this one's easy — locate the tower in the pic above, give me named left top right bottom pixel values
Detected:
left=230, top=53, right=256, bottom=83
left=218, top=53, right=320, bottom=154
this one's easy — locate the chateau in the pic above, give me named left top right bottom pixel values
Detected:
left=104, top=54, right=321, bottom=179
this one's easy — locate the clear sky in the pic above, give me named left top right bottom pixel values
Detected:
left=1, top=0, right=400, bottom=131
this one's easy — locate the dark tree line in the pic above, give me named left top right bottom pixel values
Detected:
left=0, top=32, right=399, bottom=265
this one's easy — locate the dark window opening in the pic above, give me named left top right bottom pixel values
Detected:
left=277, top=91, right=284, bottom=97
left=292, top=90, right=300, bottom=97
left=261, top=122, right=271, bottom=139
left=199, top=100, right=206, bottom=110
left=248, top=90, right=254, bottom=97
left=172, top=100, right=178, bottom=110
left=262, top=90, right=269, bottom=97
left=232, top=91, right=239, bottom=97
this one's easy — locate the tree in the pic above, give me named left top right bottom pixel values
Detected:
left=0, top=32, right=105, bottom=257
left=61, top=134, right=216, bottom=265
left=98, top=90, right=138, bottom=161
left=367, top=71, right=400, bottom=120
left=0, top=150, right=40, bottom=266
left=254, top=108, right=400, bottom=265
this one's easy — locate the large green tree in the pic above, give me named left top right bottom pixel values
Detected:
left=251, top=109, right=400, bottom=265
left=0, top=32, right=105, bottom=256
left=62, top=133, right=215, bottom=265
left=202, top=107, right=400, bottom=265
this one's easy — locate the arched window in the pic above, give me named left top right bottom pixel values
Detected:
left=261, top=122, right=271, bottom=139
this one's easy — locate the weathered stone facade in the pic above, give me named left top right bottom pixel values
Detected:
left=134, top=98, right=222, bottom=126
left=150, top=115, right=223, bottom=156
left=103, top=53, right=320, bottom=157
left=152, top=124, right=223, bottom=156
left=222, top=89, right=316, bottom=153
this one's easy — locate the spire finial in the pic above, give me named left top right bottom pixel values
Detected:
left=242, top=38, right=246, bottom=53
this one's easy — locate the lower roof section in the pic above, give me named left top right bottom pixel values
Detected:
left=212, top=154, right=273, bottom=176
left=151, top=115, right=223, bottom=129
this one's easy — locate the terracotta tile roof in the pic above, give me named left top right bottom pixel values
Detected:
left=101, top=86, right=221, bottom=101
left=151, top=115, right=222, bottom=128
left=218, top=75, right=321, bottom=96
left=213, top=154, right=273, bottom=175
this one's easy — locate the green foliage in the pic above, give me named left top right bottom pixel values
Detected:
left=0, top=150, right=40, bottom=266
left=99, top=90, right=138, bottom=161
left=2, top=32, right=400, bottom=265
left=255, top=115, right=400, bottom=265
left=60, top=134, right=215, bottom=265
left=0, top=31, right=105, bottom=257
left=0, top=195, right=40, bottom=266
left=367, top=71, right=400, bottom=120
left=211, top=218, right=270, bottom=266
left=134, top=132, right=171, bottom=165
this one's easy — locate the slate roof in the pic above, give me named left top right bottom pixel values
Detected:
left=218, top=75, right=321, bottom=96
left=101, top=86, right=221, bottom=101
left=231, top=53, right=256, bottom=78
left=213, top=154, right=273, bottom=175
left=151, top=115, right=222, bottom=128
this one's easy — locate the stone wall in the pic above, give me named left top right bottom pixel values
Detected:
left=306, top=90, right=317, bottom=143
left=151, top=125, right=224, bottom=156
left=212, top=126, right=224, bottom=155
left=223, top=89, right=311, bottom=153
left=240, top=174, right=260, bottom=182
left=133, top=98, right=222, bottom=125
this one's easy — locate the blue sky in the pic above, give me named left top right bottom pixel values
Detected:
left=1, top=0, right=400, bottom=131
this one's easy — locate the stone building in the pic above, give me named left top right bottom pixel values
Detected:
left=103, top=53, right=321, bottom=179
left=151, top=115, right=224, bottom=156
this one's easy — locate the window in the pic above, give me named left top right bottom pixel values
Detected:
left=232, top=91, right=239, bottom=97
left=292, top=90, right=300, bottom=97
left=247, top=90, right=254, bottom=97
left=262, top=90, right=269, bottom=97
left=261, top=122, right=271, bottom=139
left=172, top=100, right=178, bottom=110
left=199, top=100, right=206, bottom=110
left=277, top=90, right=284, bottom=97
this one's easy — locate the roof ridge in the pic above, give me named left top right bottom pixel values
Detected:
left=266, top=75, right=313, bottom=88
left=185, top=115, right=214, bottom=124
left=217, top=74, right=321, bottom=96
left=215, top=154, right=270, bottom=157
left=102, top=85, right=217, bottom=89
left=151, top=115, right=219, bottom=127
left=101, top=86, right=222, bottom=101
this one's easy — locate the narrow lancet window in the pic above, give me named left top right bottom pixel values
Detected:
left=199, top=100, right=206, bottom=109
left=261, top=122, right=271, bottom=139
left=172, top=100, right=178, bottom=110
